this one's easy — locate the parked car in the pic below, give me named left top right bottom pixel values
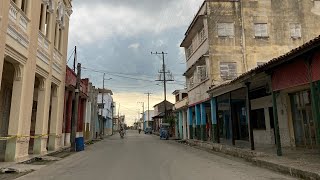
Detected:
left=145, top=127, right=152, bottom=134
left=160, top=123, right=170, bottom=140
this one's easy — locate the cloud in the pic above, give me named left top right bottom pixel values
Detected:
left=69, top=0, right=204, bottom=44
left=128, top=43, right=140, bottom=49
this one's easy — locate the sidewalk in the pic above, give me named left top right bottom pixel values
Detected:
left=182, top=139, right=320, bottom=180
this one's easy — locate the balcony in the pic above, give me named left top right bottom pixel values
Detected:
left=7, top=1, right=30, bottom=48
left=174, top=98, right=188, bottom=110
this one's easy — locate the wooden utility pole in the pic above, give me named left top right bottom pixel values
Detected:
left=152, top=52, right=173, bottom=121
left=71, top=62, right=80, bottom=152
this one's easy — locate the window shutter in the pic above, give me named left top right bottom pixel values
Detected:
left=218, top=23, right=226, bottom=36
left=226, top=23, right=234, bottom=36
left=254, top=24, right=261, bottom=37
left=260, top=24, right=268, bottom=37
left=220, top=62, right=237, bottom=80
left=290, top=24, right=296, bottom=37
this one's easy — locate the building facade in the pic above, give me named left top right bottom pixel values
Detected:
left=0, top=0, right=72, bottom=161
left=207, top=35, right=320, bottom=154
left=181, top=0, right=320, bottom=142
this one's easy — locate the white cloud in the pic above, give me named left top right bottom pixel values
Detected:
left=69, top=0, right=204, bottom=45
left=128, top=43, right=140, bottom=49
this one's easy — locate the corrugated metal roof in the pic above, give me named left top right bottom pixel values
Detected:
left=208, top=35, right=320, bottom=93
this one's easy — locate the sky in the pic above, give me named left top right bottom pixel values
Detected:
left=67, top=0, right=204, bottom=126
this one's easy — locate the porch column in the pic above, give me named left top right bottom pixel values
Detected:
left=229, top=92, right=235, bottom=146
left=272, top=90, right=282, bottom=156
left=64, top=91, right=72, bottom=146
left=245, top=82, right=254, bottom=150
left=5, top=64, right=24, bottom=161
left=33, top=78, right=51, bottom=154
left=183, top=110, right=187, bottom=139
left=195, top=105, right=201, bottom=140
left=310, top=81, right=320, bottom=145
left=178, top=111, right=182, bottom=139
left=210, top=98, right=219, bottom=143
left=200, top=103, right=207, bottom=141
left=48, top=86, right=59, bottom=151
left=187, top=107, right=193, bottom=139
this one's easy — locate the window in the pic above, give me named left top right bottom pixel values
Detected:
left=220, top=62, right=237, bottom=80
left=199, top=28, right=206, bottom=42
left=21, top=0, right=28, bottom=14
left=188, top=76, right=194, bottom=89
left=251, top=108, right=266, bottom=130
left=217, top=23, right=234, bottom=37
left=254, top=23, right=268, bottom=37
left=196, top=65, right=207, bottom=82
left=186, top=44, right=193, bottom=58
left=257, top=62, right=265, bottom=66
left=290, top=23, right=301, bottom=38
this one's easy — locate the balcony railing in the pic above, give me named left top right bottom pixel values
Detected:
left=53, top=48, right=63, bottom=63
left=9, top=1, right=30, bottom=33
left=38, top=31, right=50, bottom=54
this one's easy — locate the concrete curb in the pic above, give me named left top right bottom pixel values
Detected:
left=183, top=139, right=320, bottom=180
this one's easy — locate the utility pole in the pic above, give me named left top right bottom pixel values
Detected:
left=100, top=73, right=105, bottom=139
left=152, top=52, right=173, bottom=121
left=138, top=102, right=144, bottom=127
left=73, top=46, right=76, bottom=72
left=71, top=62, right=80, bottom=152
left=144, top=92, right=152, bottom=128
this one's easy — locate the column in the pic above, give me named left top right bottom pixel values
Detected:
left=200, top=103, right=207, bottom=141
left=15, top=0, right=22, bottom=9
left=33, top=78, right=51, bottom=154
left=64, top=91, right=72, bottom=146
left=229, top=92, right=235, bottom=145
left=54, top=23, right=60, bottom=48
left=48, top=86, right=59, bottom=151
left=179, top=111, right=183, bottom=139
left=246, top=83, right=254, bottom=150
left=183, top=110, right=187, bottom=140
left=272, top=90, right=282, bottom=156
left=195, top=104, right=201, bottom=140
left=210, top=98, right=218, bottom=143
left=40, top=4, right=47, bottom=34
left=5, top=64, right=24, bottom=161
left=187, top=107, right=193, bottom=139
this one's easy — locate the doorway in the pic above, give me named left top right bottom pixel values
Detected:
left=290, top=90, right=316, bottom=148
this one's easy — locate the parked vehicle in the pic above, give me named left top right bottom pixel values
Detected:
left=144, top=127, right=152, bottom=134
left=160, top=123, right=170, bottom=140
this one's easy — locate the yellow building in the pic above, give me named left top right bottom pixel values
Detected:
left=0, top=0, right=72, bottom=161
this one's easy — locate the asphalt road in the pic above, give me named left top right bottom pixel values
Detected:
left=17, top=130, right=294, bottom=180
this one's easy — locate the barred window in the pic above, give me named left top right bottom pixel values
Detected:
left=196, top=65, right=207, bottom=82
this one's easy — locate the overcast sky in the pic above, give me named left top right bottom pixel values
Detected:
left=67, top=0, right=203, bottom=125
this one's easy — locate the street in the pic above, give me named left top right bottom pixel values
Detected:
left=17, top=130, right=294, bottom=180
